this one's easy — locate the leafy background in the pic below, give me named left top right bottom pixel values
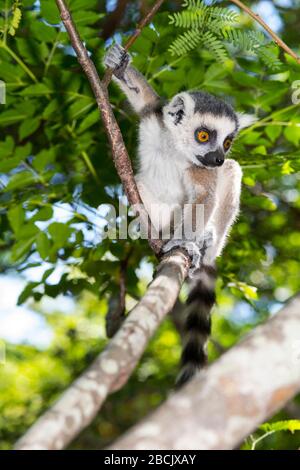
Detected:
left=0, top=0, right=300, bottom=449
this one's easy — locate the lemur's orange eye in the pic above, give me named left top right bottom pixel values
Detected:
left=196, top=130, right=210, bottom=143
left=224, top=138, right=232, bottom=151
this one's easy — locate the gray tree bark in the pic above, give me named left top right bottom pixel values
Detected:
left=14, top=251, right=189, bottom=450
left=110, top=294, right=300, bottom=450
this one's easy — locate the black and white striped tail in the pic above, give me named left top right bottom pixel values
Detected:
left=175, top=264, right=217, bottom=388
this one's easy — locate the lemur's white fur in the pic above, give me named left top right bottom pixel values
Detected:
left=104, top=44, right=254, bottom=272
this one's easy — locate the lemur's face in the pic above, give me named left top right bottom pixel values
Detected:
left=163, top=91, right=254, bottom=168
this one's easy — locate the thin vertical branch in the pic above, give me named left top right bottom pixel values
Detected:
left=102, top=0, right=165, bottom=86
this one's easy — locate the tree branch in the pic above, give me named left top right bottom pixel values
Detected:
left=124, top=0, right=165, bottom=50
left=11, top=0, right=193, bottom=451
left=102, top=0, right=165, bottom=86
left=109, top=294, right=300, bottom=450
left=14, top=0, right=300, bottom=452
left=101, top=0, right=130, bottom=41
left=14, top=251, right=189, bottom=450
left=106, top=249, right=131, bottom=338
left=55, top=0, right=166, bottom=255
left=230, top=0, right=300, bottom=65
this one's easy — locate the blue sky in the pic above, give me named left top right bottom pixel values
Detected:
left=0, top=275, right=54, bottom=347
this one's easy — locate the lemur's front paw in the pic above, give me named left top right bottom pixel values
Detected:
left=162, top=239, right=202, bottom=275
left=104, top=44, right=131, bottom=79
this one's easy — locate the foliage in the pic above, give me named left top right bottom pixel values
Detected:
left=0, top=0, right=22, bottom=38
left=245, top=419, right=300, bottom=450
left=0, top=0, right=300, bottom=450
left=0, top=292, right=108, bottom=449
left=261, top=419, right=300, bottom=433
left=168, top=0, right=282, bottom=70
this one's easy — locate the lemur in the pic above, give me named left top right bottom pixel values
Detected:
left=104, top=44, right=254, bottom=387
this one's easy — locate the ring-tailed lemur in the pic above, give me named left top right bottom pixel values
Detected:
left=104, top=44, right=254, bottom=387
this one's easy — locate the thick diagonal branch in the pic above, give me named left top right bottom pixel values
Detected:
left=12, top=1, right=191, bottom=452
left=110, top=294, right=300, bottom=450
left=14, top=251, right=189, bottom=450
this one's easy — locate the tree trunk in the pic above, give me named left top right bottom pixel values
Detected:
left=110, top=294, right=300, bottom=450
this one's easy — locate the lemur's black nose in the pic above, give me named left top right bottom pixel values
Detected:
left=202, top=150, right=224, bottom=167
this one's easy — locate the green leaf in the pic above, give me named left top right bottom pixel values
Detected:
left=11, top=236, right=35, bottom=262
left=168, top=29, right=203, bottom=56
left=5, top=172, right=36, bottom=191
left=18, top=223, right=39, bottom=240
left=243, top=176, right=256, bottom=187
left=7, top=205, right=25, bottom=234
left=21, top=83, right=51, bottom=96
left=72, top=11, right=101, bottom=25
left=42, top=99, right=61, bottom=119
left=48, top=222, right=72, bottom=249
left=67, top=97, right=93, bottom=120
left=284, top=123, right=300, bottom=146
left=257, top=45, right=282, bottom=71
left=17, top=281, right=40, bottom=305
left=265, top=125, right=281, bottom=143
left=260, top=420, right=300, bottom=434
left=0, top=109, right=28, bottom=126
left=41, top=267, right=55, bottom=282
left=30, top=21, right=57, bottom=42
left=282, top=160, right=294, bottom=175
left=261, top=194, right=277, bottom=211
left=36, top=232, right=51, bottom=260
left=228, top=281, right=258, bottom=301
left=0, top=61, right=25, bottom=82
left=0, top=136, right=14, bottom=158
left=241, top=131, right=262, bottom=145
left=202, top=31, right=228, bottom=62
left=40, top=0, right=60, bottom=24
left=30, top=206, right=53, bottom=222
left=16, top=37, right=49, bottom=65
left=0, top=156, right=22, bottom=172
left=19, top=117, right=41, bottom=140
left=168, top=10, right=207, bottom=29
left=14, top=143, right=32, bottom=160
left=0, top=144, right=33, bottom=172
left=78, top=108, right=100, bottom=133
left=253, top=145, right=267, bottom=155
left=33, top=148, right=56, bottom=172
left=204, top=63, right=228, bottom=83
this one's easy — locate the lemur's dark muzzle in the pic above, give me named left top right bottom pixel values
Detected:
left=197, top=149, right=224, bottom=167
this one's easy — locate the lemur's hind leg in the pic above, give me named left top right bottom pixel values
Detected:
left=202, top=159, right=242, bottom=265
left=176, top=160, right=242, bottom=387
left=104, top=44, right=160, bottom=114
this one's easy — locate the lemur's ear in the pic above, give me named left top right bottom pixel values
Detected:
left=164, top=92, right=195, bottom=126
left=237, top=112, right=257, bottom=129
